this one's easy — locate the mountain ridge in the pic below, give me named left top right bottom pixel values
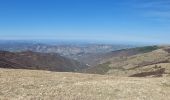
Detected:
left=0, top=50, right=87, bottom=72
left=84, top=46, right=170, bottom=77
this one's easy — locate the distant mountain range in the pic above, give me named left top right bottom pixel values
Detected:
left=0, top=41, right=134, bottom=55
left=0, top=41, right=135, bottom=65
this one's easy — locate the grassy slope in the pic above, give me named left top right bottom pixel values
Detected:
left=0, top=68, right=170, bottom=100
left=86, top=46, right=170, bottom=77
left=106, top=48, right=170, bottom=76
left=84, top=62, right=111, bottom=75
left=74, top=46, right=160, bottom=67
left=133, top=45, right=159, bottom=53
left=84, top=46, right=160, bottom=74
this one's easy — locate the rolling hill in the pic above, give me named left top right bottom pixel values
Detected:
left=76, top=46, right=159, bottom=66
left=0, top=51, right=87, bottom=72
left=84, top=46, right=170, bottom=77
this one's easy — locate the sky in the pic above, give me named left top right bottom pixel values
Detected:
left=0, top=0, right=170, bottom=44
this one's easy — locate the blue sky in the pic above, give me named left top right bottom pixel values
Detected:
left=0, top=0, right=170, bottom=44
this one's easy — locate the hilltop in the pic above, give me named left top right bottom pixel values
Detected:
left=0, top=68, right=170, bottom=100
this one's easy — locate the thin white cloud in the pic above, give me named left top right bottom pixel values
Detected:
left=130, top=0, right=170, bottom=22
left=144, top=11, right=170, bottom=20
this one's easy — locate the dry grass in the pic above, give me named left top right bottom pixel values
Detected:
left=104, top=49, right=170, bottom=76
left=0, top=68, right=170, bottom=100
